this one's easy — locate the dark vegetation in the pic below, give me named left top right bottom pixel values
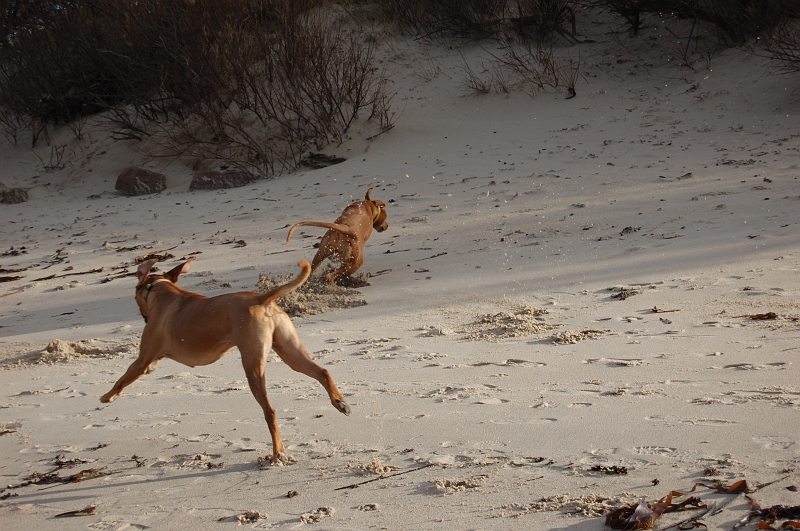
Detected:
left=0, top=0, right=797, bottom=176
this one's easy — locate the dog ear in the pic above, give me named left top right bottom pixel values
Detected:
left=164, top=260, right=192, bottom=283
left=136, top=259, right=159, bottom=287
left=364, top=187, right=373, bottom=202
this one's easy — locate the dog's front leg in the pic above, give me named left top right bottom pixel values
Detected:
left=101, top=332, right=163, bottom=403
left=101, top=356, right=158, bottom=403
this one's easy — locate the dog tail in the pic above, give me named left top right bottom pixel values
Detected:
left=260, top=261, right=311, bottom=304
left=286, top=221, right=357, bottom=242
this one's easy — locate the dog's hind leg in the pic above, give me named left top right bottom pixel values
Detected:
left=271, top=313, right=351, bottom=416
left=323, top=251, right=363, bottom=284
left=239, top=337, right=290, bottom=463
left=309, top=242, right=333, bottom=276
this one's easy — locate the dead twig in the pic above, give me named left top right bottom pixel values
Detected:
left=55, top=506, right=97, bottom=518
left=335, top=463, right=434, bottom=491
left=732, top=312, right=777, bottom=320
left=416, top=252, right=447, bottom=261
left=0, top=266, right=29, bottom=273
left=38, top=468, right=118, bottom=491
left=33, top=268, right=104, bottom=282
left=264, top=248, right=311, bottom=257
left=652, top=306, right=681, bottom=313
left=101, top=271, right=135, bottom=283
left=0, top=288, right=25, bottom=299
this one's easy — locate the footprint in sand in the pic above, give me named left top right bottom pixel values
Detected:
left=587, top=448, right=617, bottom=456
left=499, top=358, right=545, bottom=367
left=383, top=344, right=410, bottom=352
left=1, top=402, right=43, bottom=409
left=646, top=415, right=736, bottom=426
left=753, top=435, right=796, bottom=450
left=491, top=417, right=556, bottom=424
left=88, top=522, right=149, bottom=530
left=1, top=421, right=22, bottom=433
left=720, top=362, right=788, bottom=371
left=414, top=353, right=448, bottom=365
left=629, top=446, right=677, bottom=456
left=476, top=398, right=507, bottom=405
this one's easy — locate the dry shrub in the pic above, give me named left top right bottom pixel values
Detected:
left=105, top=1, right=393, bottom=176
left=377, top=0, right=578, bottom=41
left=762, top=21, right=800, bottom=74
left=685, top=0, right=788, bottom=44
left=0, top=0, right=393, bottom=175
left=758, top=0, right=800, bottom=75
left=0, top=107, right=27, bottom=146
left=0, top=1, right=113, bottom=146
left=380, top=0, right=508, bottom=38
left=510, top=0, right=578, bottom=41
left=128, top=9, right=393, bottom=176
left=384, top=0, right=583, bottom=97
left=592, top=0, right=790, bottom=43
left=587, top=0, right=667, bottom=34
left=467, top=35, right=581, bottom=97
left=589, top=0, right=794, bottom=70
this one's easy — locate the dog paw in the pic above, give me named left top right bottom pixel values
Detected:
left=335, top=399, right=351, bottom=416
left=273, top=453, right=297, bottom=466
left=99, top=393, right=115, bottom=403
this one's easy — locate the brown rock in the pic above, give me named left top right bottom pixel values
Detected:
left=115, top=167, right=167, bottom=196
left=189, top=170, right=254, bottom=191
left=0, top=182, right=29, bottom=204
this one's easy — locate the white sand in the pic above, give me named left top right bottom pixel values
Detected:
left=1, top=21, right=799, bottom=531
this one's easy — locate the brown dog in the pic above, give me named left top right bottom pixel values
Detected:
left=101, top=259, right=350, bottom=463
left=286, top=187, right=388, bottom=283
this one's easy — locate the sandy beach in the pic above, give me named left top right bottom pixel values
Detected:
left=1, top=13, right=799, bottom=531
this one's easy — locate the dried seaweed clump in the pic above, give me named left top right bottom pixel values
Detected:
left=605, top=491, right=707, bottom=530
left=256, top=267, right=367, bottom=317
left=461, top=305, right=554, bottom=342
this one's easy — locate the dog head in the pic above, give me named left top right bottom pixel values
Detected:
left=364, top=187, right=388, bottom=233
left=134, top=258, right=192, bottom=322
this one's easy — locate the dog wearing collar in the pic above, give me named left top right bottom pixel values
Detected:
left=286, top=187, right=388, bottom=283
left=101, top=259, right=350, bottom=463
